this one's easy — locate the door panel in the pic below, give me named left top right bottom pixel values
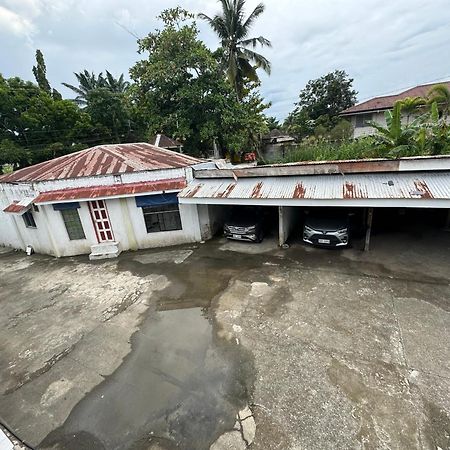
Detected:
left=89, top=200, right=114, bottom=242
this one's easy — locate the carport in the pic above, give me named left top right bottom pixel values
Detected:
left=179, top=156, right=450, bottom=250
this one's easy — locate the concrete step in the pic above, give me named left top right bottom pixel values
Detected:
left=89, top=241, right=122, bottom=260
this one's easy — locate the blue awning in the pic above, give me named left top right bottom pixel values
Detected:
left=135, top=193, right=179, bottom=208
left=52, top=202, right=80, bottom=211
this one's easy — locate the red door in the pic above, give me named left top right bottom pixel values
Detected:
left=89, top=200, right=114, bottom=242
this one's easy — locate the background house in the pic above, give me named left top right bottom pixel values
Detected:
left=341, top=81, right=450, bottom=138
left=0, top=143, right=215, bottom=258
left=261, top=129, right=296, bottom=160
left=149, top=134, right=184, bottom=152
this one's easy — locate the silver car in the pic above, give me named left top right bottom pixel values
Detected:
left=303, top=216, right=350, bottom=248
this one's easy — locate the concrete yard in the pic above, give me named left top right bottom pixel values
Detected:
left=0, top=231, right=449, bottom=449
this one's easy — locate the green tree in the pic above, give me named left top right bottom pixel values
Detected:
left=428, top=84, right=450, bottom=119
left=85, top=88, right=132, bottom=143
left=398, top=96, right=426, bottom=124
left=199, top=0, right=271, bottom=100
left=368, top=101, right=425, bottom=157
left=63, top=70, right=129, bottom=106
left=265, top=116, right=280, bottom=131
left=32, top=49, right=61, bottom=100
left=130, top=7, right=268, bottom=157
left=288, top=70, right=357, bottom=136
left=32, top=49, right=51, bottom=93
left=0, top=139, right=30, bottom=168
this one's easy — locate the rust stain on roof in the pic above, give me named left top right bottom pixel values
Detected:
left=216, top=183, right=236, bottom=198
left=343, top=182, right=356, bottom=199
left=3, top=202, right=25, bottom=213
left=251, top=181, right=264, bottom=198
left=293, top=182, right=306, bottom=198
left=184, top=183, right=203, bottom=198
left=0, top=143, right=202, bottom=183
left=414, top=180, right=434, bottom=198
left=34, top=178, right=186, bottom=203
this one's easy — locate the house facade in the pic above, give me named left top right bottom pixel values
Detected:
left=341, top=81, right=450, bottom=138
left=0, top=143, right=214, bottom=258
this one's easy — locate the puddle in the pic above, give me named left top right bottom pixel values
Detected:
left=41, top=307, right=250, bottom=449
left=40, top=244, right=258, bottom=450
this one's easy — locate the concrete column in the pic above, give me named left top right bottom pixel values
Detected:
left=364, top=207, right=374, bottom=252
left=120, top=198, right=138, bottom=251
left=278, top=206, right=286, bottom=247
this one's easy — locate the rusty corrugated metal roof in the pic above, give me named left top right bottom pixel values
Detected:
left=34, top=178, right=186, bottom=204
left=0, top=143, right=201, bottom=183
left=179, top=172, right=450, bottom=201
left=3, top=196, right=35, bottom=214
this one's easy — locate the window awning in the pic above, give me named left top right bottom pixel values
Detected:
left=3, top=197, right=35, bottom=215
left=34, top=178, right=187, bottom=204
left=135, top=193, right=179, bottom=207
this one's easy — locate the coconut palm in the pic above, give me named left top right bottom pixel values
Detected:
left=104, top=71, right=130, bottom=93
left=199, top=0, right=271, bottom=100
left=63, top=70, right=129, bottom=106
left=398, top=96, right=426, bottom=124
left=428, top=84, right=450, bottom=119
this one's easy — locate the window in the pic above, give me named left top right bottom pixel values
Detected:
left=142, top=204, right=182, bottom=233
left=23, top=210, right=37, bottom=228
left=355, top=113, right=373, bottom=128
left=61, top=209, right=86, bottom=240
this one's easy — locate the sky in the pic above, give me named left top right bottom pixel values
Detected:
left=1, top=0, right=450, bottom=120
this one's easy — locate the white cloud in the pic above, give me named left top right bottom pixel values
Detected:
left=0, top=5, right=34, bottom=37
left=1, top=0, right=450, bottom=119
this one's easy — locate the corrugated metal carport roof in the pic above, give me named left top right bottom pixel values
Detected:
left=179, top=172, right=450, bottom=207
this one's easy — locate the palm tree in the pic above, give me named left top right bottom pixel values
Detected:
left=398, top=96, right=426, bottom=125
left=199, top=0, right=271, bottom=100
left=428, top=84, right=450, bottom=119
left=63, top=70, right=129, bottom=105
left=104, top=71, right=130, bottom=93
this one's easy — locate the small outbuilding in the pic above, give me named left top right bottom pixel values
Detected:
left=0, top=143, right=213, bottom=258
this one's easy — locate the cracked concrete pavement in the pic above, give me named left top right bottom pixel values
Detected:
left=0, top=230, right=449, bottom=449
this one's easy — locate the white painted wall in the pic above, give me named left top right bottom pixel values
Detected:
left=0, top=165, right=208, bottom=256
left=349, top=111, right=385, bottom=138
left=278, top=206, right=298, bottom=246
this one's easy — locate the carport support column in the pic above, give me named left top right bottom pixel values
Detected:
left=278, top=206, right=285, bottom=247
left=364, top=207, right=374, bottom=252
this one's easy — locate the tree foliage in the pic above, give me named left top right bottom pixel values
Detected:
left=285, top=70, right=357, bottom=139
left=130, top=7, right=268, bottom=157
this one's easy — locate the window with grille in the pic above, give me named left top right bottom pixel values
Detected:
left=355, top=113, right=373, bottom=128
left=142, top=204, right=182, bottom=233
left=23, top=210, right=37, bottom=228
left=61, top=209, right=86, bottom=240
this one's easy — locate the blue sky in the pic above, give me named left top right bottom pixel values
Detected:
left=1, top=0, right=450, bottom=120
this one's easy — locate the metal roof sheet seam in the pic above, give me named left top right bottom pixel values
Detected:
left=179, top=172, right=450, bottom=200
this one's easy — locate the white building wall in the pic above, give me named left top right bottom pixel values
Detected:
left=351, top=111, right=386, bottom=138
left=0, top=165, right=208, bottom=256
left=42, top=202, right=98, bottom=257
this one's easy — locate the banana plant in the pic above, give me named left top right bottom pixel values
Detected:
left=367, top=101, right=424, bottom=157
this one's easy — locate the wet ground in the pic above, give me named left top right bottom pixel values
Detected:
left=0, top=230, right=449, bottom=449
